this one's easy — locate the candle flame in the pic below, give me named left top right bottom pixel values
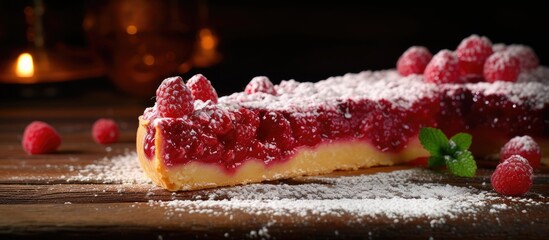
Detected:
left=16, top=53, right=34, bottom=78
left=199, top=28, right=217, bottom=50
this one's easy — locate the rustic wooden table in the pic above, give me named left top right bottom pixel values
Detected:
left=1, top=96, right=549, bottom=239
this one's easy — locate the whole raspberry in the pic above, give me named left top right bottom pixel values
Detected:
left=186, top=74, right=218, bottom=103
left=396, top=46, right=433, bottom=76
left=22, top=121, right=61, bottom=154
left=483, top=52, right=520, bottom=83
left=245, top=76, right=277, bottom=95
left=424, top=50, right=460, bottom=84
left=156, top=76, right=194, bottom=118
left=500, top=135, right=541, bottom=170
left=491, top=155, right=533, bottom=196
left=506, top=44, right=539, bottom=71
left=456, top=34, right=493, bottom=76
left=92, top=118, right=119, bottom=144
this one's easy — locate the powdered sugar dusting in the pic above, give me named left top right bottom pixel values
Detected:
left=221, top=70, right=438, bottom=110
left=217, top=67, right=549, bottom=112
left=68, top=151, right=152, bottom=184
left=466, top=77, right=549, bottom=109
left=152, top=169, right=501, bottom=224
left=509, top=135, right=540, bottom=152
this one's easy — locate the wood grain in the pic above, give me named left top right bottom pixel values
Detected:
left=1, top=100, right=549, bottom=239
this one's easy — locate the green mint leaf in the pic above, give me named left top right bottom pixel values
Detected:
left=445, top=150, right=477, bottom=177
left=449, top=133, right=472, bottom=151
left=428, top=156, right=445, bottom=168
left=419, top=127, right=449, bottom=157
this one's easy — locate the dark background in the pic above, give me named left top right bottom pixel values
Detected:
left=1, top=1, right=549, bottom=99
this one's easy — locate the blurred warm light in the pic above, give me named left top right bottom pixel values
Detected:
left=199, top=28, right=217, bottom=50
left=126, top=25, right=138, bottom=35
left=16, top=53, right=34, bottom=78
left=143, top=54, right=155, bottom=66
left=178, top=62, right=192, bottom=74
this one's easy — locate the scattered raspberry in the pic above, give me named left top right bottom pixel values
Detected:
left=22, top=121, right=61, bottom=154
left=483, top=52, right=520, bottom=82
left=396, top=46, right=433, bottom=76
left=186, top=74, right=218, bottom=103
left=92, top=118, right=119, bottom=144
left=245, top=76, right=277, bottom=95
left=424, top=50, right=460, bottom=84
left=491, top=155, right=533, bottom=196
left=506, top=44, right=540, bottom=71
left=500, top=135, right=541, bottom=170
left=456, top=35, right=493, bottom=76
left=156, top=76, right=194, bottom=118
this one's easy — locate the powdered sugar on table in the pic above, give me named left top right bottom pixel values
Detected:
left=67, top=152, right=549, bottom=228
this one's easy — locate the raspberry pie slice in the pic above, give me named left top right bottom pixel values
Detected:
left=137, top=72, right=439, bottom=190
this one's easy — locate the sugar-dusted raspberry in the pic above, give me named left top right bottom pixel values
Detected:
left=186, top=74, right=218, bottom=103
left=92, top=118, right=119, bottom=144
left=287, top=112, right=322, bottom=146
left=506, top=44, right=540, bottom=71
left=156, top=76, right=194, bottom=118
left=424, top=50, right=460, bottom=84
left=396, top=46, right=433, bottom=76
left=500, top=136, right=541, bottom=170
left=491, top=155, right=533, bottom=196
left=456, top=34, right=494, bottom=76
left=258, top=111, right=295, bottom=150
left=220, top=108, right=259, bottom=149
left=245, top=76, right=277, bottom=95
left=207, top=107, right=234, bottom=136
left=22, top=121, right=61, bottom=154
left=234, top=108, right=260, bottom=145
left=483, top=52, right=520, bottom=83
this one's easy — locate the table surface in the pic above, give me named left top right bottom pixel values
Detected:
left=1, top=97, right=549, bottom=240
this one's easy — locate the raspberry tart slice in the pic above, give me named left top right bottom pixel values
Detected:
left=137, top=72, right=438, bottom=190
left=137, top=36, right=549, bottom=191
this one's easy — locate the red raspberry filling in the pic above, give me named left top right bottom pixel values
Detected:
left=143, top=95, right=439, bottom=172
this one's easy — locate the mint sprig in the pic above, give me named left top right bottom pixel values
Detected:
left=419, top=127, right=477, bottom=177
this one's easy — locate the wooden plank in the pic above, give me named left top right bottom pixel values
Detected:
left=1, top=198, right=549, bottom=239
